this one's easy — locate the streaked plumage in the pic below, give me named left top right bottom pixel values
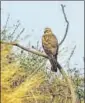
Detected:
left=42, top=28, right=58, bottom=72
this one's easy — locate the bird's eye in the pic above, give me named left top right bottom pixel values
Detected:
left=44, top=31, right=47, bottom=33
left=44, top=30, right=48, bottom=33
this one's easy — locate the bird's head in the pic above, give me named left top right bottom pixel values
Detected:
left=44, top=27, right=52, bottom=34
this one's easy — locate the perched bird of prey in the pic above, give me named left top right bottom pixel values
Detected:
left=42, top=28, right=58, bottom=72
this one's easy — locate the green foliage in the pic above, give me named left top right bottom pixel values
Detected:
left=67, top=67, right=84, bottom=101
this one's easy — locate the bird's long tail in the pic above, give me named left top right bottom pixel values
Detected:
left=49, top=55, right=57, bottom=72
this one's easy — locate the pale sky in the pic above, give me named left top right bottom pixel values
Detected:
left=1, top=1, right=84, bottom=71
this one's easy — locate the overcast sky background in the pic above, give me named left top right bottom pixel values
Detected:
left=1, top=1, right=84, bottom=72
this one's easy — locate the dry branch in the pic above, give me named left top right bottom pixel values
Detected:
left=59, top=4, right=69, bottom=46
left=1, top=41, right=62, bottom=69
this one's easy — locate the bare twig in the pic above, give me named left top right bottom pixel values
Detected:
left=4, top=14, right=10, bottom=30
left=11, top=21, right=20, bottom=36
left=14, top=28, right=25, bottom=41
left=68, top=45, right=76, bottom=61
left=59, top=4, right=69, bottom=46
left=1, top=14, right=10, bottom=36
left=67, top=45, right=76, bottom=68
left=37, top=41, right=39, bottom=50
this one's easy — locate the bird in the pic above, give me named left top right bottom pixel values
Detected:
left=42, top=28, right=58, bottom=72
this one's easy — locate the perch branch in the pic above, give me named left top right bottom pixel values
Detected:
left=59, top=4, right=69, bottom=46
left=1, top=41, right=62, bottom=70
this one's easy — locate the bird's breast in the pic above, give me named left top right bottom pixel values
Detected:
left=42, top=34, right=58, bottom=55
